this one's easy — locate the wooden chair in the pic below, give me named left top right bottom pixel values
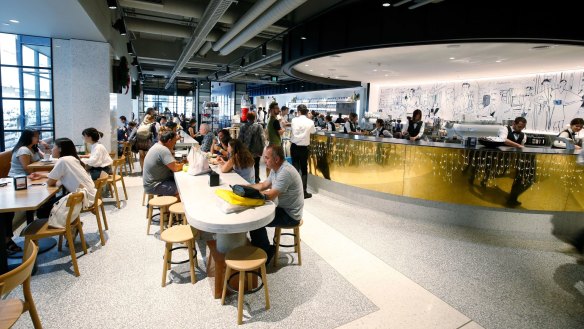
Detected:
left=146, top=196, right=177, bottom=235
left=272, top=219, right=303, bottom=267
left=81, top=177, right=109, bottom=246
left=221, top=246, right=270, bottom=325
left=0, top=241, right=41, bottom=329
left=160, top=225, right=198, bottom=287
left=122, top=142, right=134, bottom=174
left=0, top=150, right=12, bottom=177
left=21, top=192, right=88, bottom=277
left=107, top=157, right=128, bottom=209
left=168, top=202, right=186, bottom=227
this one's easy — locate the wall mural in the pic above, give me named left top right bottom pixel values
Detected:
left=377, top=71, right=584, bottom=132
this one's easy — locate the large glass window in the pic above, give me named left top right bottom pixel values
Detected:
left=0, top=33, right=53, bottom=151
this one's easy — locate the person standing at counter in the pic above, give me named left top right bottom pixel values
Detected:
left=498, top=116, right=527, bottom=148
left=552, top=118, right=583, bottom=149
left=343, top=113, right=363, bottom=135
left=142, top=130, right=184, bottom=197
left=325, top=115, right=336, bottom=131
left=247, top=145, right=304, bottom=263
left=401, top=109, right=425, bottom=141
left=291, top=104, right=316, bottom=199
left=371, top=119, right=392, bottom=138
left=267, top=102, right=284, bottom=146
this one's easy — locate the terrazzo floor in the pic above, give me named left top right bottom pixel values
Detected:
left=6, top=158, right=578, bottom=328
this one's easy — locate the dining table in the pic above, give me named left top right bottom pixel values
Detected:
left=0, top=177, right=60, bottom=274
left=174, top=167, right=275, bottom=298
left=28, top=160, right=56, bottom=172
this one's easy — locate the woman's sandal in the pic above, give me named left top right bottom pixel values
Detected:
left=6, top=239, right=23, bottom=254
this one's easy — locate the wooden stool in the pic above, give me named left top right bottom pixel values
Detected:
left=221, top=246, right=270, bottom=325
left=147, top=196, right=177, bottom=235
left=143, top=193, right=154, bottom=218
left=168, top=202, right=186, bottom=227
left=272, top=219, right=303, bottom=267
left=160, top=225, right=198, bottom=287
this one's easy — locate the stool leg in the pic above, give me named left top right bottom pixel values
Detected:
left=273, top=228, right=282, bottom=267
left=162, top=243, right=170, bottom=287
left=188, top=240, right=196, bottom=284
left=147, top=205, right=153, bottom=235
left=247, top=272, right=253, bottom=291
left=295, top=227, right=302, bottom=265
left=237, top=270, right=245, bottom=325
left=261, top=264, right=270, bottom=310
left=221, top=266, right=232, bottom=305
left=160, top=207, right=166, bottom=234
left=182, top=214, right=187, bottom=225
left=168, top=212, right=174, bottom=228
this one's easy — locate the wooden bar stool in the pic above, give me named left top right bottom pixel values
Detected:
left=221, top=246, right=270, bottom=325
left=143, top=193, right=154, bottom=218
left=168, top=202, right=186, bottom=227
left=160, top=225, right=198, bottom=287
left=147, top=196, right=177, bottom=235
left=272, top=219, right=303, bottom=267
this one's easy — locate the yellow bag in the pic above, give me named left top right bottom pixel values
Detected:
left=215, top=189, right=265, bottom=207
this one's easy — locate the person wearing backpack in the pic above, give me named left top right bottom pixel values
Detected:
left=135, top=109, right=157, bottom=171
left=238, top=111, right=265, bottom=183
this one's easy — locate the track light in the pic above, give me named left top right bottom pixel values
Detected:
left=131, top=57, right=138, bottom=66
left=113, top=19, right=126, bottom=36
left=240, top=57, right=245, bottom=68
left=261, top=43, right=267, bottom=57
left=215, top=72, right=219, bottom=80
left=107, top=0, right=117, bottom=9
left=226, top=66, right=230, bottom=73
left=126, top=42, right=133, bottom=55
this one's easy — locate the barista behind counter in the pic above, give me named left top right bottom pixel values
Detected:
left=400, top=109, right=425, bottom=141
left=552, top=118, right=583, bottom=149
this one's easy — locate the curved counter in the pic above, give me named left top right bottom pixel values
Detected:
left=308, top=132, right=583, bottom=212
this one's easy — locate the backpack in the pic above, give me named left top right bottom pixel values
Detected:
left=137, top=122, right=153, bottom=138
left=249, top=124, right=265, bottom=156
left=47, top=189, right=89, bottom=228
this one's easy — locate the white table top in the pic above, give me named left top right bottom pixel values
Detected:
left=176, top=131, right=199, bottom=148
left=174, top=169, right=275, bottom=234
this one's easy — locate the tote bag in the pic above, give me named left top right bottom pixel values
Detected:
left=187, top=147, right=211, bottom=175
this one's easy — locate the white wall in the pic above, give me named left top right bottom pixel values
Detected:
left=53, top=38, right=111, bottom=150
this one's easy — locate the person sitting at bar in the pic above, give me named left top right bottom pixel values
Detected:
left=199, top=123, right=215, bottom=153
left=211, top=129, right=231, bottom=160
left=401, top=109, right=425, bottom=141
left=343, top=113, right=363, bottom=135
left=325, top=115, right=336, bottom=131
left=216, top=139, right=256, bottom=184
left=80, top=128, right=113, bottom=180
left=552, top=117, right=583, bottom=149
left=142, top=130, right=184, bottom=197
left=498, top=116, right=527, bottom=148
left=247, top=145, right=304, bottom=263
left=371, top=119, right=392, bottom=138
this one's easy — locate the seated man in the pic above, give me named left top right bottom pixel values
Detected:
left=142, top=130, right=184, bottom=196
left=199, top=123, right=215, bottom=152
left=247, top=145, right=304, bottom=262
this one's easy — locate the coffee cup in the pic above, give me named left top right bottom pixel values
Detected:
left=43, top=153, right=51, bottom=161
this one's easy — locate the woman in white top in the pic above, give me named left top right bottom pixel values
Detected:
left=401, top=109, right=425, bottom=141
left=80, top=128, right=113, bottom=180
left=35, top=138, right=97, bottom=219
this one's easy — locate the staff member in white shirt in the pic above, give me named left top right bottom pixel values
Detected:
left=401, top=109, right=425, bottom=141
left=552, top=117, right=583, bottom=149
left=290, top=104, right=316, bottom=199
left=80, top=128, right=113, bottom=180
left=497, top=116, right=527, bottom=148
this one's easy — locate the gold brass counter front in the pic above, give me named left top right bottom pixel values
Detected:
left=308, top=134, right=583, bottom=212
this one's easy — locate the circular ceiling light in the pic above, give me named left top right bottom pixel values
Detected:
left=9, top=19, right=19, bottom=23
left=382, top=2, right=390, bottom=7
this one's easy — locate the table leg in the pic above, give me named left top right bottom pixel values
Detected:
left=0, top=218, right=7, bottom=274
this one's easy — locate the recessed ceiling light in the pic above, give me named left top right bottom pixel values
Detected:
left=382, top=2, right=391, bottom=7
left=9, top=19, right=19, bottom=23
left=373, top=69, right=377, bottom=72
left=385, top=74, right=389, bottom=77
left=300, top=37, right=306, bottom=40
left=495, top=60, right=502, bottom=63
left=2, top=23, right=9, bottom=26
left=320, top=73, right=324, bottom=75
left=309, top=69, right=313, bottom=72
left=305, top=64, right=309, bottom=67
left=449, top=57, right=455, bottom=60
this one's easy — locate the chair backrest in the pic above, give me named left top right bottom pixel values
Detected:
left=122, top=142, right=131, bottom=155
left=93, top=176, right=108, bottom=204
left=112, top=157, right=125, bottom=179
left=0, top=150, right=13, bottom=178
left=0, top=241, right=39, bottom=296
left=65, top=192, right=85, bottom=227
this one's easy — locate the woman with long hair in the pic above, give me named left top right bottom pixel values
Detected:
left=35, top=138, right=96, bottom=219
left=211, top=129, right=231, bottom=160
left=8, top=128, right=44, bottom=177
left=217, top=139, right=255, bottom=183
left=401, top=109, right=425, bottom=141
left=80, top=128, right=113, bottom=180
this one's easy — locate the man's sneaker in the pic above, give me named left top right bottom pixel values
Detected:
left=303, top=192, right=312, bottom=199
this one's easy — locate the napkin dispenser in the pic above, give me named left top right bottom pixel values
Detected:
left=208, top=170, right=220, bottom=187
left=13, top=175, right=27, bottom=190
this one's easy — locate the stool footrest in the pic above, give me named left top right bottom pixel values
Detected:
left=273, top=232, right=298, bottom=248
left=164, top=246, right=197, bottom=265
left=226, top=271, right=264, bottom=295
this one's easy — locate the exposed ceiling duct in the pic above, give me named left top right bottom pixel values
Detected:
left=165, top=0, right=235, bottom=89
left=212, top=0, right=277, bottom=52
left=119, top=0, right=238, bottom=24
left=219, top=51, right=281, bottom=81
left=218, top=0, right=307, bottom=55
left=198, top=41, right=214, bottom=57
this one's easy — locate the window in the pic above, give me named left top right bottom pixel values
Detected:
left=0, top=33, right=53, bottom=151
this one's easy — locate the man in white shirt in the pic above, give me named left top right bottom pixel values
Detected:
left=290, top=104, right=316, bottom=198
left=497, top=117, right=527, bottom=148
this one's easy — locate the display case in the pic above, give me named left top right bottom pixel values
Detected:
left=287, top=96, right=357, bottom=114
left=201, top=101, right=219, bottom=132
